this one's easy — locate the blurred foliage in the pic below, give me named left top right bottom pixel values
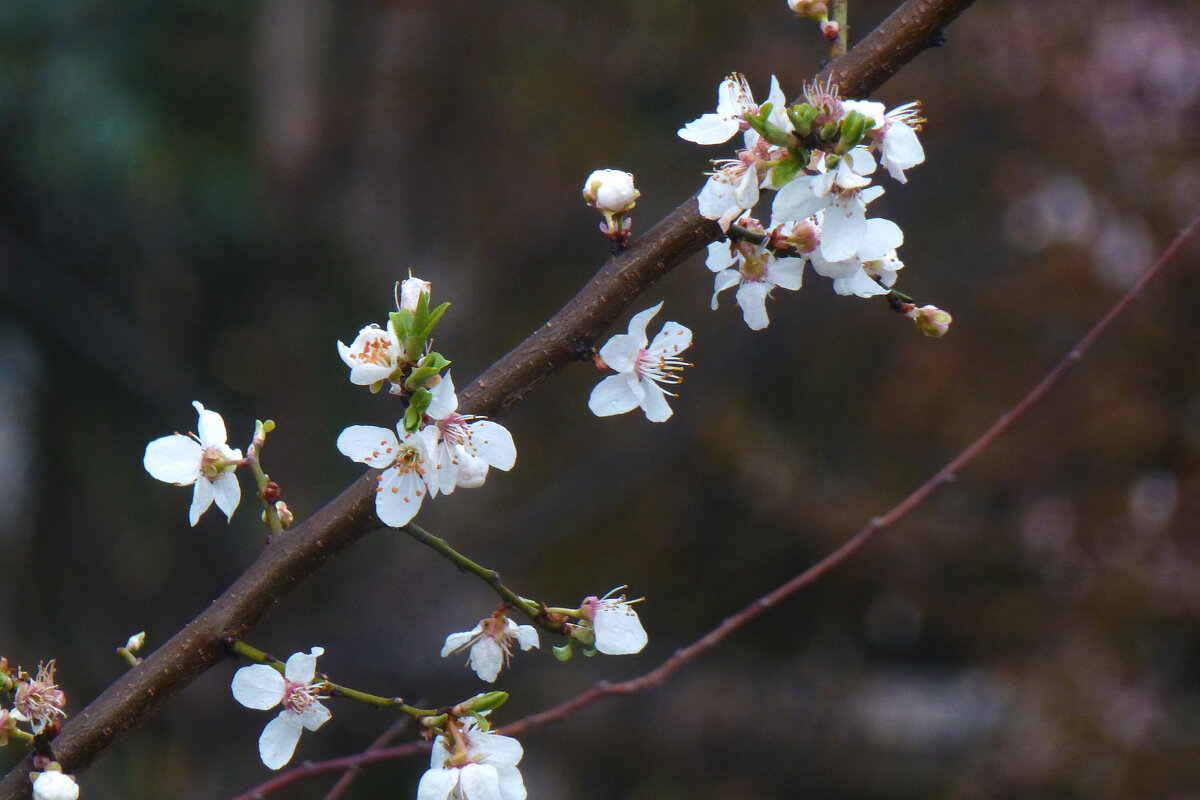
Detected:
left=2, top=0, right=1200, bottom=798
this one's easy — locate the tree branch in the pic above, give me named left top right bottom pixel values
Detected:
left=0, top=1, right=975, bottom=796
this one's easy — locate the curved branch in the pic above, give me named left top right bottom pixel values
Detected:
left=0, top=1, right=975, bottom=796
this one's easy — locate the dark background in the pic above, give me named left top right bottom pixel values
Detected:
left=2, top=1, right=1200, bottom=797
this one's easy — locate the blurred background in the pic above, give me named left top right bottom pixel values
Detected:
left=2, top=0, right=1200, bottom=797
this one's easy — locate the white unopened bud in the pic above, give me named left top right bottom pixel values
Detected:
left=582, top=169, right=640, bottom=214
left=787, top=0, right=828, bottom=20
left=125, top=632, right=145, bottom=653
left=398, top=276, right=431, bottom=313
left=32, top=769, right=79, bottom=800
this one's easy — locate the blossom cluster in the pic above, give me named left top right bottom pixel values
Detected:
left=336, top=277, right=517, bottom=528
left=678, top=73, right=939, bottom=331
left=0, top=658, right=80, bottom=798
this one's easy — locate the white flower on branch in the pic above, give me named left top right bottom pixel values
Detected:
left=426, top=373, right=517, bottom=496
left=231, top=647, right=331, bottom=770
left=582, top=587, right=648, bottom=655
left=337, top=322, right=403, bottom=388
left=337, top=423, right=436, bottom=527
left=589, top=302, right=692, bottom=423
left=143, top=401, right=243, bottom=526
left=441, top=611, right=540, bottom=683
left=418, top=721, right=526, bottom=800
left=706, top=234, right=806, bottom=330
left=582, top=169, right=640, bottom=215
left=842, top=99, right=926, bottom=183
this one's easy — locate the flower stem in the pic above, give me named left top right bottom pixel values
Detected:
left=401, top=522, right=542, bottom=619
left=830, top=0, right=849, bottom=58
left=225, top=639, right=437, bottom=718
left=247, top=420, right=284, bottom=537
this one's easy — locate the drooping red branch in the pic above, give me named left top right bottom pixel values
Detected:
left=0, top=1, right=976, bottom=797
left=240, top=210, right=1200, bottom=800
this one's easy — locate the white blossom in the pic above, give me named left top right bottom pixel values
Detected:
left=231, top=647, right=331, bottom=770
left=843, top=100, right=925, bottom=183
left=441, top=613, right=540, bottom=683
left=425, top=374, right=517, bottom=496
left=418, top=721, right=526, bottom=800
left=143, top=401, right=242, bottom=526
left=337, top=323, right=402, bottom=387
left=589, top=302, right=692, bottom=423
left=337, top=423, right=436, bottom=527
left=32, top=771, right=78, bottom=800
left=705, top=237, right=805, bottom=330
left=583, top=588, right=648, bottom=655
left=805, top=213, right=905, bottom=297
left=679, top=74, right=787, bottom=147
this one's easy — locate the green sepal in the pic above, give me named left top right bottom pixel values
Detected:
left=415, top=301, right=451, bottom=345
left=582, top=647, right=597, bottom=658
left=389, top=310, right=414, bottom=341
left=834, top=109, right=868, bottom=155
left=770, top=154, right=805, bottom=189
left=552, top=643, right=573, bottom=662
left=404, top=352, right=451, bottom=392
left=402, top=387, right=432, bottom=432
left=819, top=120, right=839, bottom=142
left=462, top=691, right=508, bottom=714
left=744, top=104, right=795, bottom=148
left=786, top=104, right=818, bottom=137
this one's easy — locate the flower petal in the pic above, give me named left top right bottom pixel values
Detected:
left=470, top=638, right=504, bottom=683
left=337, top=426, right=401, bottom=468
left=212, top=472, right=241, bottom=522
left=466, top=420, right=516, bottom=471
left=468, top=728, right=524, bottom=766
left=374, top=466, right=426, bottom=527
left=460, top=763, right=504, bottom=800
left=283, top=647, right=324, bottom=683
left=258, top=711, right=303, bottom=770
left=193, top=401, right=229, bottom=447
left=427, top=373, right=459, bottom=420
left=594, top=604, right=648, bottom=655
left=143, top=435, right=202, bottom=485
left=768, top=257, right=806, bottom=291
left=588, top=374, right=641, bottom=418
left=417, top=767, right=459, bottom=800
left=298, top=701, right=332, bottom=732
left=231, top=664, right=285, bottom=710
left=638, top=380, right=673, bottom=423
left=735, top=281, right=772, bottom=330
left=442, top=624, right=483, bottom=657
left=189, top=478, right=215, bottom=527
left=515, top=625, right=540, bottom=651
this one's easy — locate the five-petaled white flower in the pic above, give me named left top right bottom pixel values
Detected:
left=582, top=588, right=648, bottom=655
left=417, top=721, right=526, bottom=800
left=337, top=423, right=436, bottom=527
left=589, top=302, right=692, bottom=423
left=426, top=374, right=517, bottom=496
left=337, top=322, right=403, bottom=388
left=706, top=237, right=805, bottom=330
left=441, top=611, right=540, bottom=683
left=31, top=770, right=78, bottom=800
left=143, top=401, right=243, bottom=526
left=231, top=647, right=332, bottom=770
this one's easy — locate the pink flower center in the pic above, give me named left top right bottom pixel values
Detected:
left=282, top=679, right=320, bottom=714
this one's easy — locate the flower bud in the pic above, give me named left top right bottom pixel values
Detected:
left=820, top=20, right=840, bottom=40
left=908, top=305, right=952, bottom=337
left=787, top=0, right=828, bottom=20
left=125, top=632, right=145, bottom=653
left=275, top=501, right=294, bottom=528
left=32, top=767, right=78, bottom=800
left=582, top=169, right=640, bottom=214
left=398, top=276, right=431, bottom=313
